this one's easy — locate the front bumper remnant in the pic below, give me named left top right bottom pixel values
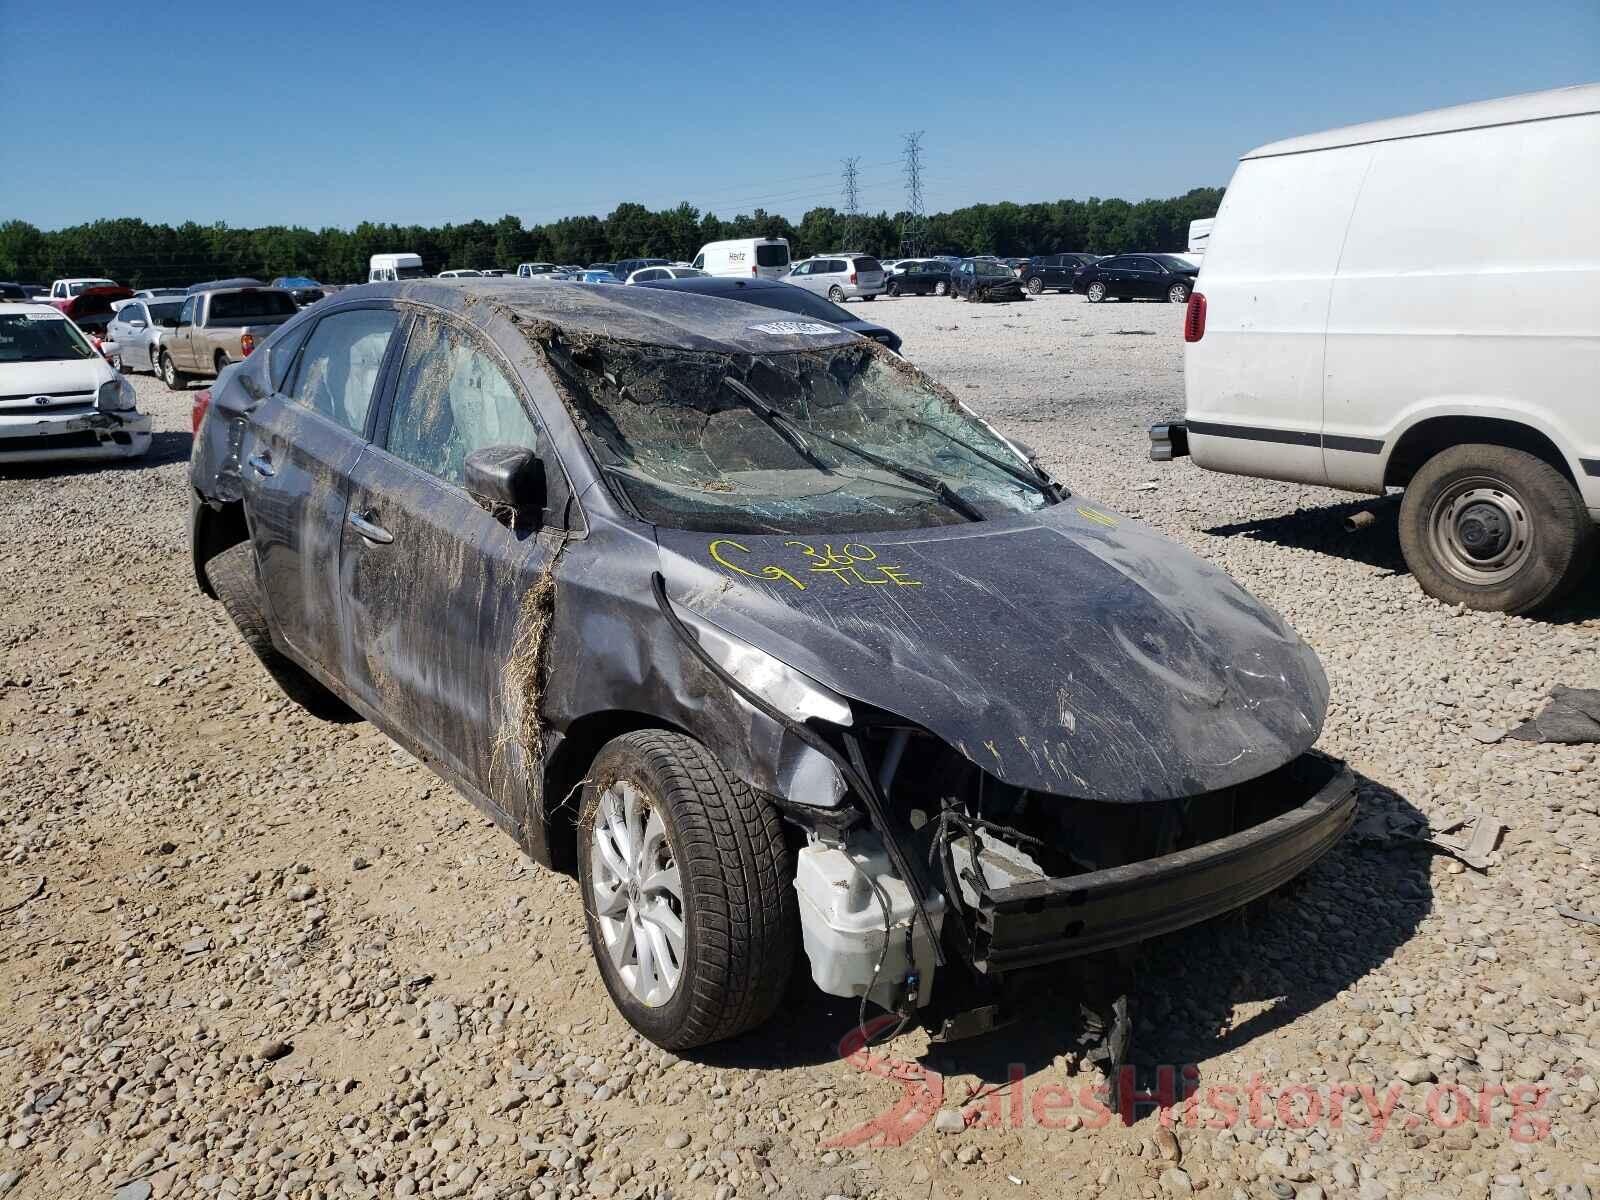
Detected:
left=971, top=759, right=1356, bottom=973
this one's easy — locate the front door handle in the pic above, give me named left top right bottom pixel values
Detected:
left=247, top=452, right=275, bottom=478
left=348, top=509, right=394, bottom=545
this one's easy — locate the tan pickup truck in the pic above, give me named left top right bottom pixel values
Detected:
left=159, top=284, right=298, bottom=389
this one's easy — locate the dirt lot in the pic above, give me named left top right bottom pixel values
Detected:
left=2, top=290, right=1598, bottom=1200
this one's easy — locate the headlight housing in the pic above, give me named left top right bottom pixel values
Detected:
left=674, top=607, right=852, bottom=727
left=96, top=377, right=137, bottom=412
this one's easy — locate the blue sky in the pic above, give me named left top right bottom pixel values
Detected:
left=3, top=0, right=1595, bottom=231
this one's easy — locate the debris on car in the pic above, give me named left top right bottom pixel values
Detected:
left=189, top=278, right=1356, bottom=1063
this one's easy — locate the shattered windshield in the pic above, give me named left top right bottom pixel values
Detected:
left=542, top=337, right=1058, bottom=535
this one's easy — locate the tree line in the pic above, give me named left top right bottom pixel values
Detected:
left=0, top=189, right=1222, bottom=288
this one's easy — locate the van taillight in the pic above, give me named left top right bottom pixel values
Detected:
left=240, top=332, right=255, bottom=357
left=191, top=389, right=212, bottom=433
left=1184, top=292, right=1207, bottom=343
left=751, top=264, right=758, bottom=275
left=849, top=271, right=857, bottom=284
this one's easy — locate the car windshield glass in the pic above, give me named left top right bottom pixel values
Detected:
left=148, top=301, right=183, bottom=327
left=69, top=281, right=115, bottom=296
left=541, top=337, right=1054, bottom=535
left=977, top=261, right=1011, bottom=277
left=209, top=291, right=298, bottom=320
left=754, top=244, right=789, bottom=268
left=0, top=312, right=96, bottom=362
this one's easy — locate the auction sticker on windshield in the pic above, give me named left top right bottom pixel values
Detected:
left=748, top=321, right=838, bottom=336
left=22, top=311, right=66, bottom=320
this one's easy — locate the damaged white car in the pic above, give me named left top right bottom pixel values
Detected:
left=0, top=302, right=152, bottom=465
left=189, top=279, right=1355, bottom=1062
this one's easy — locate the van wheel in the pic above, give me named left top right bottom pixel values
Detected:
left=1026, top=276, right=1044, bottom=294
left=160, top=351, right=191, bottom=390
left=827, top=285, right=846, bottom=303
left=205, top=544, right=361, bottom=722
left=1168, top=282, right=1190, bottom=303
left=1398, top=444, right=1594, bottom=615
left=577, top=730, right=796, bottom=1049
left=1086, top=282, right=1107, bottom=303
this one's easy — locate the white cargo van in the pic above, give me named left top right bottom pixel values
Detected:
left=1154, top=85, right=1600, bottom=615
left=692, top=238, right=791, bottom=280
left=368, top=253, right=426, bottom=282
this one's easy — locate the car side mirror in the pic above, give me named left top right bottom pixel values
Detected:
left=464, top=444, right=545, bottom=528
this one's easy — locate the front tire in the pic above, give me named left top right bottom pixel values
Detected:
left=1398, top=444, right=1594, bottom=615
left=1026, top=275, right=1044, bottom=295
left=1086, top=281, right=1107, bottom=303
left=886, top=281, right=900, bottom=297
left=160, top=351, right=191, bottom=391
left=577, top=730, right=796, bottom=1050
left=205, top=544, right=360, bottom=721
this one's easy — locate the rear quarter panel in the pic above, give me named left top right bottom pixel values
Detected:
left=1321, top=113, right=1600, bottom=507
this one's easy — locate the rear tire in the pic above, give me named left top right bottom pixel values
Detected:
left=577, top=730, right=796, bottom=1049
left=1168, top=282, right=1190, bottom=303
left=160, top=351, right=191, bottom=391
left=1026, top=276, right=1044, bottom=295
left=1398, top=444, right=1594, bottom=615
left=206, top=543, right=361, bottom=722
left=1086, top=281, right=1107, bottom=303
left=934, top=280, right=949, bottom=296
left=215, top=350, right=230, bottom=375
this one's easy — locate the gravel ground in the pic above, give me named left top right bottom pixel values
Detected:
left=2, top=290, right=1597, bottom=1200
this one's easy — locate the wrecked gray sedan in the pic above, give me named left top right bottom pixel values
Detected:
left=189, top=279, right=1355, bottom=1053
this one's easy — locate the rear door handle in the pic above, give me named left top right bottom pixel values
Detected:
left=247, top=452, right=275, bottom=478
left=348, top=509, right=394, bottom=545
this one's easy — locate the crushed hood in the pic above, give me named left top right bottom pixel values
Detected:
left=656, top=501, right=1328, bottom=802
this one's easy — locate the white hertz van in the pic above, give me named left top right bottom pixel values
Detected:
left=1153, top=84, right=1600, bottom=615
left=368, top=253, right=426, bottom=282
left=692, top=237, right=791, bottom=280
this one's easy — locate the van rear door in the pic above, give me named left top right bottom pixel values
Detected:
left=1184, top=145, right=1371, bottom=487
left=755, top=241, right=790, bottom=280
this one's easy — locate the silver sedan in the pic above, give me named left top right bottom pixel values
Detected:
left=104, top=298, right=184, bottom=374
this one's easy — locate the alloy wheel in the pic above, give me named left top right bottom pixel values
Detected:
left=587, top=779, right=685, bottom=1008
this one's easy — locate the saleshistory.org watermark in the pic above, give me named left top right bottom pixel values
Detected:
left=827, top=1017, right=1554, bottom=1150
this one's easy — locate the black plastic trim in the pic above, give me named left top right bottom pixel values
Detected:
left=1187, top=419, right=1383, bottom=455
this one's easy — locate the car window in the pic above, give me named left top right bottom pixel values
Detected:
left=854, top=257, right=882, bottom=273
left=755, top=243, right=789, bottom=268
left=1131, top=258, right=1161, bottom=272
left=385, top=317, right=538, bottom=487
left=268, top=319, right=315, bottom=392
left=287, top=308, right=399, bottom=434
left=691, top=254, right=704, bottom=269
left=147, top=301, right=182, bottom=328
left=178, top=297, right=196, bottom=325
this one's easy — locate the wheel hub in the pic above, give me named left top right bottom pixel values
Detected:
left=589, top=780, right=685, bottom=1008
left=1427, top=481, right=1532, bottom=585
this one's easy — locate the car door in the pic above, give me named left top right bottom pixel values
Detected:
left=1129, top=258, right=1165, bottom=299
left=107, top=303, right=136, bottom=365
left=242, top=304, right=402, bottom=672
left=169, top=296, right=197, bottom=369
left=339, top=311, right=566, bottom=820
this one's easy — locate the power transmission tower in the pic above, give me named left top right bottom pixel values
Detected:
left=841, top=156, right=860, bottom=249
left=902, top=131, right=926, bottom=257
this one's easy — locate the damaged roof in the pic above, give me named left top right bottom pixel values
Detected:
left=360, top=278, right=866, bottom=357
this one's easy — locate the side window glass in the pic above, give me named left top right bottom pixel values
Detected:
left=385, top=318, right=538, bottom=486
left=287, top=308, right=399, bottom=434
left=691, top=254, right=704, bottom=269
left=268, top=319, right=315, bottom=392
left=178, top=297, right=196, bottom=325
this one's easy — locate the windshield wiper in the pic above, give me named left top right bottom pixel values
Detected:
left=905, top=417, right=1068, bottom=501
left=718, top=377, right=835, bottom=474
left=723, top=377, right=983, bottom=522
